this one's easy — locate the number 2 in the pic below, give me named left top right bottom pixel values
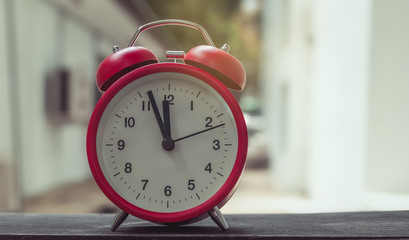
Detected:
left=205, top=117, right=212, bottom=127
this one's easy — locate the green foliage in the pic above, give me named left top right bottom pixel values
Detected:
left=144, top=0, right=260, bottom=89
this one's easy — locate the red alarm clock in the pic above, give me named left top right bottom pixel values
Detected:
left=87, top=19, right=247, bottom=231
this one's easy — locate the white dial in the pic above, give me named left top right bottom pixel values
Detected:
left=96, top=72, right=238, bottom=213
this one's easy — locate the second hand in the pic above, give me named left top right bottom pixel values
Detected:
left=174, top=123, right=225, bottom=142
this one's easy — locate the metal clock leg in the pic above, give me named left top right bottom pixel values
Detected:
left=110, top=208, right=129, bottom=231
left=208, top=206, right=229, bottom=231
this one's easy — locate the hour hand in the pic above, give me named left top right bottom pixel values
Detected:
left=147, top=91, right=174, bottom=151
left=163, top=100, right=171, bottom=138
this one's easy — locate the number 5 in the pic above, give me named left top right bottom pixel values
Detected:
left=188, top=179, right=195, bottom=190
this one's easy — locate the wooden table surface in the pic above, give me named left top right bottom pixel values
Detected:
left=1, top=211, right=409, bottom=239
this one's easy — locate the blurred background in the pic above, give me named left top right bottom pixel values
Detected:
left=1, top=0, right=409, bottom=215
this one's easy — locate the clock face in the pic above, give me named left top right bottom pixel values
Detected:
left=91, top=67, right=245, bottom=219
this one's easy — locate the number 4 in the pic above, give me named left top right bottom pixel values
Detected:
left=205, top=163, right=212, bottom=173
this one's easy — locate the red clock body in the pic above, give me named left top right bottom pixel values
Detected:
left=87, top=62, right=247, bottom=224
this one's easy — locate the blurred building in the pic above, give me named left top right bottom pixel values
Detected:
left=0, top=0, right=164, bottom=211
left=262, top=0, right=409, bottom=211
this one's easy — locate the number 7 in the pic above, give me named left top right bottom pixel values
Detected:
left=141, top=179, right=149, bottom=190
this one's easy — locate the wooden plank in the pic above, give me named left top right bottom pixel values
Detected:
left=1, top=211, right=409, bottom=239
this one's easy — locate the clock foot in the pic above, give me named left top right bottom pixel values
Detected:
left=110, top=208, right=129, bottom=231
left=208, top=206, right=229, bottom=231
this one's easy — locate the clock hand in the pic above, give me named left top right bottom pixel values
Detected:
left=163, top=100, right=171, bottom=138
left=147, top=91, right=167, bottom=137
left=174, top=123, right=225, bottom=142
left=147, top=91, right=174, bottom=151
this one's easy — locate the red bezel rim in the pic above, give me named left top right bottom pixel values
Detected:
left=86, top=63, right=248, bottom=223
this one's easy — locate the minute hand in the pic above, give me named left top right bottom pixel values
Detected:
left=174, top=123, right=225, bottom=142
left=147, top=90, right=168, bottom=139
